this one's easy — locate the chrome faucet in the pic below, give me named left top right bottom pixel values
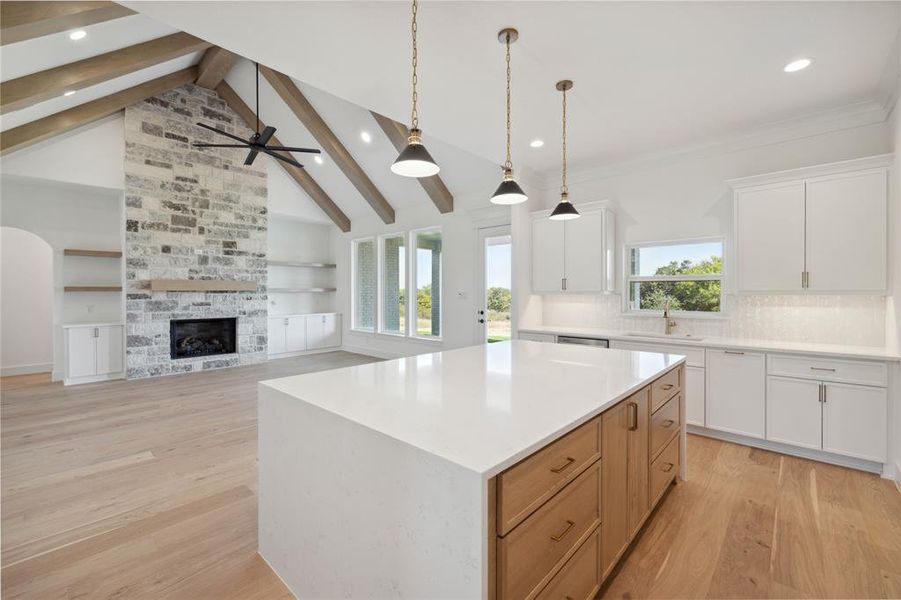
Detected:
left=663, top=298, right=677, bottom=335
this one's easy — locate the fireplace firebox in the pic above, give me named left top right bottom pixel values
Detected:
left=170, top=317, right=237, bottom=360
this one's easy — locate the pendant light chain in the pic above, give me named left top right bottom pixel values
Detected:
left=410, top=0, right=419, bottom=132
left=561, top=85, right=568, bottom=196
left=504, top=32, right=513, bottom=171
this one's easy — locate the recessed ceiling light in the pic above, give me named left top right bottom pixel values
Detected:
left=314, top=155, right=324, bottom=165
left=69, top=30, right=87, bottom=41
left=784, top=58, right=811, bottom=73
left=63, top=90, right=76, bottom=97
left=530, top=139, right=544, bottom=148
left=360, top=131, right=372, bottom=143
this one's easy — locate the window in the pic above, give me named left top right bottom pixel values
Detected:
left=411, top=228, right=442, bottom=338
left=379, top=233, right=406, bottom=335
left=352, top=238, right=376, bottom=331
left=625, top=238, right=723, bottom=314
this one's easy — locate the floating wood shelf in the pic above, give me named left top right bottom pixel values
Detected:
left=64, top=249, right=123, bottom=258
left=269, top=287, right=337, bottom=293
left=267, top=260, right=336, bottom=269
left=64, top=286, right=123, bottom=292
left=149, top=279, right=257, bottom=292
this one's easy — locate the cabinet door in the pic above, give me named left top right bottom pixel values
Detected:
left=563, top=211, right=604, bottom=292
left=531, top=218, right=564, bottom=293
left=306, top=314, right=337, bottom=350
left=286, top=316, right=307, bottom=352
left=805, top=171, right=887, bottom=292
left=705, top=350, right=766, bottom=438
left=67, top=327, right=96, bottom=378
left=627, top=388, right=650, bottom=538
left=600, top=400, right=630, bottom=579
left=735, top=183, right=805, bottom=291
left=95, top=326, right=123, bottom=375
left=684, top=366, right=705, bottom=426
left=822, top=382, right=887, bottom=462
left=268, top=318, right=287, bottom=354
left=321, top=313, right=340, bottom=348
left=766, top=376, right=822, bottom=450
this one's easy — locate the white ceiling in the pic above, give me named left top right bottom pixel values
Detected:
left=121, top=1, right=901, bottom=175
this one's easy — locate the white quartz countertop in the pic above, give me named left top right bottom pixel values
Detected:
left=519, top=325, right=900, bottom=362
left=260, top=340, right=684, bottom=478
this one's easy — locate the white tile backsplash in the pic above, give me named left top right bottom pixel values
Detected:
left=541, top=294, right=887, bottom=347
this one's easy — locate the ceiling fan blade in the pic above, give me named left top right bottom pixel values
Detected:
left=257, top=126, right=277, bottom=146
left=193, top=143, right=251, bottom=148
left=265, top=146, right=321, bottom=154
left=262, top=148, right=304, bottom=169
left=195, top=122, right=249, bottom=144
left=244, top=149, right=260, bottom=166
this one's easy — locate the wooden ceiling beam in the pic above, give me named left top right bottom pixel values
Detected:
left=370, top=111, right=454, bottom=214
left=0, top=1, right=135, bottom=46
left=0, top=31, right=211, bottom=114
left=260, top=66, right=395, bottom=225
left=215, top=82, right=352, bottom=233
left=0, top=66, right=198, bottom=156
left=195, top=47, right=238, bottom=90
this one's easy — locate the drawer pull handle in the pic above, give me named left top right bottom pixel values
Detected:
left=810, top=367, right=836, bottom=372
left=660, top=462, right=675, bottom=473
left=724, top=350, right=745, bottom=355
left=628, top=402, right=638, bottom=431
left=550, top=520, right=575, bottom=542
left=660, top=383, right=674, bottom=390
left=661, top=419, right=675, bottom=428
left=549, top=456, right=576, bottom=474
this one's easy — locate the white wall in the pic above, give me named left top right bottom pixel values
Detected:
left=887, top=85, right=901, bottom=483
left=268, top=216, right=337, bottom=316
left=517, top=120, right=894, bottom=347
left=1, top=227, right=53, bottom=375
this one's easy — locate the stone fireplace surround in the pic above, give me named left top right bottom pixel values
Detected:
left=124, top=84, right=268, bottom=379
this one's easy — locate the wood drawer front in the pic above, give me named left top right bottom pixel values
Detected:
left=650, top=435, right=679, bottom=507
left=767, top=354, right=887, bottom=387
left=610, top=340, right=705, bottom=367
left=535, top=527, right=601, bottom=600
left=498, top=462, right=602, bottom=600
left=497, top=417, right=601, bottom=535
left=650, top=366, right=682, bottom=412
left=650, top=393, right=680, bottom=460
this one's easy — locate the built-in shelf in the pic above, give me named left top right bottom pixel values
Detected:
left=149, top=279, right=257, bottom=292
left=268, top=260, right=336, bottom=269
left=64, top=249, right=123, bottom=258
left=269, top=287, right=337, bottom=293
left=64, top=286, right=123, bottom=292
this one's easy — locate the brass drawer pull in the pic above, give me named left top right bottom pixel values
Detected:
left=661, top=419, right=675, bottom=428
left=660, top=462, right=675, bottom=473
left=549, top=456, right=576, bottom=474
left=660, top=383, right=674, bottom=390
left=628, top=402, right=638, bottom=430
left=550, top=520, right=575, bottom=542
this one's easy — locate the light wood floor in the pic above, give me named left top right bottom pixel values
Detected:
left=3, top=356, right=900, bottom=599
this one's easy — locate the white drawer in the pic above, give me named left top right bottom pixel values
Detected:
left=519, top=332, right=556, bottom=343
left=767, top=354, right=887, bottom=387
left=609, top=340, right=705, bottom=367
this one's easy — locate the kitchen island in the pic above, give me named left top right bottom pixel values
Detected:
left=258, top=340, right=686, bottom=598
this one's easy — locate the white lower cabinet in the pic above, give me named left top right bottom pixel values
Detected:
left=64, top=324, right=124, bottom=385
left=705, top=349, right=766, bottom=438
left=268, top=313, right=341, bottom=356
left=822, top=382, right=887, bottom=462
left=766, top=376, right=822, bottom=449
left=684, top=365, right=706, bottom=427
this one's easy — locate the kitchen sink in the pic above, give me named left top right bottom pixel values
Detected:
left=623, top=332, right=705, bottom=342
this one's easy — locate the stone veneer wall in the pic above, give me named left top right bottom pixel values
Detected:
left=124, top=84, right=268, bottom=379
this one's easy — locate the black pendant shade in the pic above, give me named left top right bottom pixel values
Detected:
left=549, top=195, right=580, bottom=220
left=490, top=175, right=528, bottom=205
left=391, top=136, right=440, bottom=178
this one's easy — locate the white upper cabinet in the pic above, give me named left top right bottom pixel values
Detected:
left=735, top=183, right=805, bottom=292
left=805, top=171, right=887, bottom=292
left=731, top=155, right=890, bottom=294
left=531, top=204, right=615, bottom=294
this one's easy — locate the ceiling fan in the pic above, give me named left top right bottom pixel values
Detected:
left=192, top=62, right=320, bottom=169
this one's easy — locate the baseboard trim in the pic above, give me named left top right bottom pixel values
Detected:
left=1, top=362, right=53, bottom=377
left=267, top=347, right=342, bottom=361
left=687, top=425, right=886, bottom=477
left=64, top=371, right=125, bottom=386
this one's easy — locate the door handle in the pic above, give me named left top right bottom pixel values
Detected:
left=478, top=318, right=485, bottom=324
left=628, top=402, right=638, bottom=431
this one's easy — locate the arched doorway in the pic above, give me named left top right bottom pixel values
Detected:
left=1, top=227, right=54, bottom=376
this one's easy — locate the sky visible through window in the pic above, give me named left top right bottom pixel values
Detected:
left=633, top=241, right=722, bottom=276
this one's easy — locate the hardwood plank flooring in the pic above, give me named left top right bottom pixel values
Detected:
left=3, top=357, right=900, bottom=599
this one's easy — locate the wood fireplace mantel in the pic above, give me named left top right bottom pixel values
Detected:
left=149, top=279, right=257, bottom=292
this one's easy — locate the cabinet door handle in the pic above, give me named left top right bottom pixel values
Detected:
left=822, top=384, right=827, bottom=404
left=724, top=350, right=745, bottom=355
left=661, top=419, right=675, bottom=428
left=549, top=456, right=576, bottom=474
left=660, top=462, right=675, bottom=473
left=550, top=520, right=575, bottom=542
left=628, top=402, right=638, bottom=431
left=810, top=367, right=836, bottom=372
left=94, top=327, right=99, bottom=338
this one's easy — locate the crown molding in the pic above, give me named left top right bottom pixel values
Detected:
left=536, top=98, right=892, bottom=191
left=726, top=153, right=893, bottom=189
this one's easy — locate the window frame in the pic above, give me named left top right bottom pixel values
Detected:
left=622, top=236, right=726, bottom=318
left=409, top=226, right=443, bottom=342
left=350, top=237, right=376, bottom=333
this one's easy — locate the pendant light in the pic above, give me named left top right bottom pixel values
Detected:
left=549, top=80, right=580, bottom=220
left=490, top=28, right=528, bottom=205
left=391, top=0, right=440, bottom=178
